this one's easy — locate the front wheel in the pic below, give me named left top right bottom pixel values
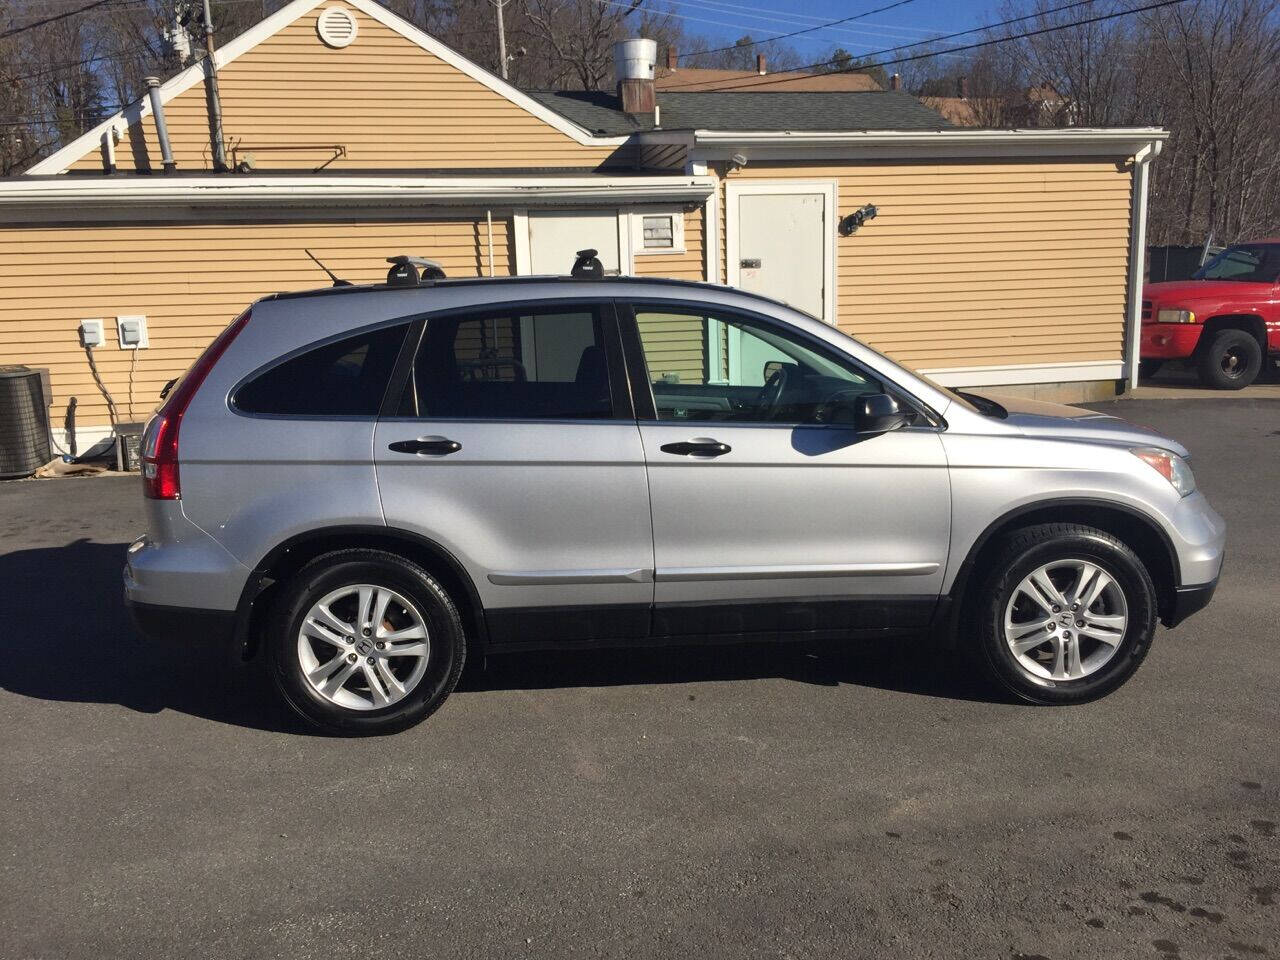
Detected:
left=1197, top=328, right=1262, bottom=389
left=268, top=549, right=466, bottom=735
left=973, top=524, right=1157, bottom=705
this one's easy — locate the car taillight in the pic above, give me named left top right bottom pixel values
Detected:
left=142, top=309, right=251, bottom=500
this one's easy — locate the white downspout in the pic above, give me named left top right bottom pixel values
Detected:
left=486, top=209, right=495, bottom=276
left=1125, top=140, right=1161, bottom=390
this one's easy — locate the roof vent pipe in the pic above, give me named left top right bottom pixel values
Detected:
left=200, top=0, right=229, bottom=172
left=615, top=38, right=657, bottom=115
left=144, top=77, right=177, bottom=174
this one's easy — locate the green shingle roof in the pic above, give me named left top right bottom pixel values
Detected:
left=526, top=90, right=952, bottom=136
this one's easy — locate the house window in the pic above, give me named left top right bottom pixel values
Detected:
left=632, top=209, right=685, bottom=255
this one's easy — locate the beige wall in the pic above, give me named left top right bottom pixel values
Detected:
left=68, top=6, right=622, bottom=174
left=0, top=216, right=511, bottom=434
left=720, top=158, right=1134, bottom=372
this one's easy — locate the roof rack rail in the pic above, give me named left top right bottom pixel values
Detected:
left=570, top=248, right=603, bottom=279
left=386, top=255, right=446, bottom=287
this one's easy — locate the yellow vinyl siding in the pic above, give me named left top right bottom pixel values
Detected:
left=0, top=217, right=510, bottom=428
left=636, top=314, right=706, bottom=384
left=631, top=208, right=708, bottom=382
left=632, top=207, right=705, bottom=282
left=69, top=8, right=619, bottom=173
left=722, top=159, right=1133, bottom=372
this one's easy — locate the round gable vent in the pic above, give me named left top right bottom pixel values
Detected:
left=317, top=6, right=358, bottom=48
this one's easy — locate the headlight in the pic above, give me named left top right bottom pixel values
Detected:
left=1156, top=308, right=1196, bottom=324
left=1132, top=447, right=1196, bottom=497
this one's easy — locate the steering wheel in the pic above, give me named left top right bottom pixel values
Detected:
left=756, top=365, right=791, bottom=420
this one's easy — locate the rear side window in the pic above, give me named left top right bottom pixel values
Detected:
left=234, top=323, right=410, bottom=416
left=400, top=305, right=614, bottom=420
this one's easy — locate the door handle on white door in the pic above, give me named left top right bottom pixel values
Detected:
left=659, top=438, right=731, bottom=457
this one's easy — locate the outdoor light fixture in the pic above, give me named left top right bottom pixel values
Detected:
left=839, top=203, right=878, bottom=236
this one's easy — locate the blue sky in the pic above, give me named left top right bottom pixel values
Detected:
left=664, top=0, right=997, bottom=63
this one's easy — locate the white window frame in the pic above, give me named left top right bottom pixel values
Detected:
left=724, top=179, right=838, bottom=326
left=630, top=207, right=686, bottom=256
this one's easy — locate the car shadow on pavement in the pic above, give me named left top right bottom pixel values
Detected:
left=0, top=539, right=1001, bottom=734
left=0, top=538, right=305, bottom=734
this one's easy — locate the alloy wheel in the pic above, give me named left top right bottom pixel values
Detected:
left=296, top=583, right=431, bottom=711
left=1003, top=559, right=1128, bottom=682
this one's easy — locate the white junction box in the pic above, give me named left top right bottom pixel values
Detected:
left=116, top=315, right=148, bottom=349
left=78, top=319, right=104, bottom=348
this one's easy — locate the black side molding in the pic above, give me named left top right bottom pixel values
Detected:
left=1163, top=576, right=1219, bottom=628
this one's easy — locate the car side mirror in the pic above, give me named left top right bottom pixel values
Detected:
left=856, top=393, right=908, bottom=434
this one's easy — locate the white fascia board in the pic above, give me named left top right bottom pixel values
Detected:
left=0, top=175, right=717, bottom=222
left=918, top=359, right=1123, bottom=387
left=680, top=127, right=1170, bottom=161
left=25, top=0, right=621, bottom=176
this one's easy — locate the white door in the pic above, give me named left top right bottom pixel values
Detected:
left=729, top=183, right=836, bottom=323
left=528, top=210, right=622, bottom=276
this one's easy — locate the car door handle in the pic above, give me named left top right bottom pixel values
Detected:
left=388, top=436, right=461, bottom=456
left=660, top=438, right=731, bottom=457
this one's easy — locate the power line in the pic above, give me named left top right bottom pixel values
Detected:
left=661, top=0, right=1183, bottom=91
left=0, top=0, right=123, bottom=40
left=676, top=0, right=945, bottom=37
left=676, top=0, right=922, bottom=60
left=670, top=0, right=947, bottom=43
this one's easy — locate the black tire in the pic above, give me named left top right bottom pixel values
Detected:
left=1197, top=328, right=1262, bottom=390
left=1138, top=358, right=1164, bottom=380
left=972, top=523, right=1158, bottom=705
left=268, top=549, right=466, bottom=735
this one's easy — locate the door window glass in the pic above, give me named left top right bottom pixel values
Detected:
left=633, top=307, right=886, bottom=425
left=233, top=322, right=410, bottom=416
left=403, top=305, right=614, bottom=420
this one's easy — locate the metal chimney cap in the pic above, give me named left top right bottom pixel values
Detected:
left=143, top=76, right=161, bottom=88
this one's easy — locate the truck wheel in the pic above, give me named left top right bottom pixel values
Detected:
left=1197, top=329, right=1262, bottom=389
left=1138, top=359, right=1163, bottom=380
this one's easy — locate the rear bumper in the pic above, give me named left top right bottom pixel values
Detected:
left=1141, top=322, right=1203, bottom=359
left=125, top=597, right=236, bottom=646
left=1164, top=574, right=1219, bottom=628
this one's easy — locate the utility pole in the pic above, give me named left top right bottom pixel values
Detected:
left=201, top=0, right=228, bottom=171
left=491, top=0, right=509, bottom=80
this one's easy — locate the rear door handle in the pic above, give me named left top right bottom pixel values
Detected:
left=388, top=436, right=461, bottom=456
left=659, top=438, right=731, bottom=458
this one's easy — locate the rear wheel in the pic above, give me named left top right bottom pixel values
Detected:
left=269, top=549, right=466, bottom=735
left=1197, top=328, right=1262, bottom=389
left=972, top=524, right=1157, bottom=705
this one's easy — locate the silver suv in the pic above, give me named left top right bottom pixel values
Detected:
left=124, top=268, right=1226, bottom=734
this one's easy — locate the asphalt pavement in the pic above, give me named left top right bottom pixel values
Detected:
left=0, top=398, right=1276, bottom=959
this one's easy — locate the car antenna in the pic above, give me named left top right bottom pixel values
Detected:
left=304, top=249, right=353, bottom=287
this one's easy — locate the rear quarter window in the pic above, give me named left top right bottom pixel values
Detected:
left=233, top=322, right=410, bottom=416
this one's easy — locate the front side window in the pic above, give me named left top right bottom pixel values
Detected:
left=633, top=306, right=890, bottom=425
left=234, top=322, right=410, bottom=416
left=402, top=305, right=615, bottom=420
left=1193, top=244, right=1280, bottom=283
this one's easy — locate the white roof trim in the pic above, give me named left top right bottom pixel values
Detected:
left=25, top=0, right=621, bottom=175
left=0, top=174, right=716, bottom=221
left=638, top=126, right=1169, bottom=160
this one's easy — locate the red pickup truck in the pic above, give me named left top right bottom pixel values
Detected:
left=1141, top=240, right=1280, bottom=388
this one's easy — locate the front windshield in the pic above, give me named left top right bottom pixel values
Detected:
left=824, top=324, right=984, bottom=415
left=1192, top=243, right=1280, bottom=283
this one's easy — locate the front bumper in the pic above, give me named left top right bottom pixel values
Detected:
left=1141, top=322, right=1203, bottom=359
left=1164, top=573, right=1220, bottom=628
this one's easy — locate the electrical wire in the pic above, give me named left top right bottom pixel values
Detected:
left=674, top=0, right=945, bottom=37
left=0, top=0, right=123, bottom=40
left=669, top=0, right=946, bottom=44
left=659, top=0, right=1192, bottom=91
left=672, top=0, right=922, bottom=60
